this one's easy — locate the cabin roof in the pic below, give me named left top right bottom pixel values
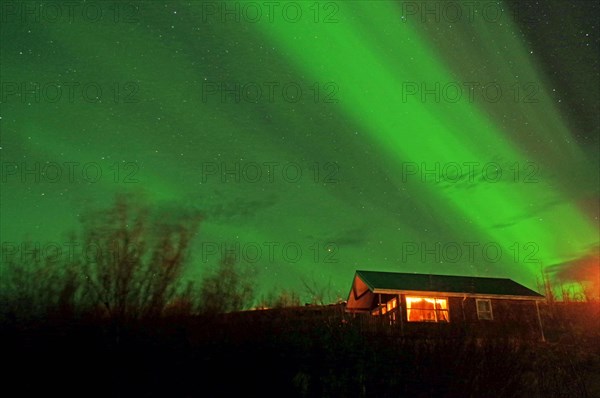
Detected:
left=355, top=270, right=544, bottom=298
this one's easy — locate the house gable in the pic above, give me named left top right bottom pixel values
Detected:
left=346, top=274, right=375, bottom=313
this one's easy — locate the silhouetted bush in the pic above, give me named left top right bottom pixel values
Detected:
left=0, top=195, right=256, bottom=322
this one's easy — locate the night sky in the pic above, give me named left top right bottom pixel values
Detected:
left=1, top=1, right=599, bottom=300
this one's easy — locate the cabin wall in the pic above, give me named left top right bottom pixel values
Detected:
left=460, top=298, right=537, bottom=322
left=371, top=294, right=543, bottom=338
left=491, top=298, right=538, bottom=328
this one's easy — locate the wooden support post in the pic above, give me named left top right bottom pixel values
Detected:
left=535, top=300, right=546, bottom=342
left=399, top=295, right=404, bottom=337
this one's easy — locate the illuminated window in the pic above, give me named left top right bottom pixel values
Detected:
left=371, top=297, right=398, bottom=316
left=476, top=299, right=493, bottom=320
left=406, top=296, right=449, bottom=322
left=386, top=297, right=397, bottom=312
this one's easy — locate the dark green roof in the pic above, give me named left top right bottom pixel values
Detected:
left=356, top=270, right=544, bottom=298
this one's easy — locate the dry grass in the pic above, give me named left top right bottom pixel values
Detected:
left=1, top=301, right=598, bottom=397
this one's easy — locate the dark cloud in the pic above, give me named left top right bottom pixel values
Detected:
left=204, top=193, right=278, bottom=223
left=306, top=226, right=370, bottom=247
left=546, top=245, right=600, bottom=298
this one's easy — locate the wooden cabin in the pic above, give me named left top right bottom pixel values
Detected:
left=346, top=270, right=546, bottom=339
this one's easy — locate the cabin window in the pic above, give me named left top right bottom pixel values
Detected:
left=405, top=296, right=449, bottom=322
left=371, top=297, right=398, bottom=316
left=476, top=299, right=493, bottom=320
left=386, top=297, right=398, bottom=312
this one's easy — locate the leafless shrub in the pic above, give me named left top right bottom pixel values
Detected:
left=79, top=195, right=202, bottom=320
left=257, top=289, right=301, bottom=308
left=196, top=254, right=254, bottom=314
left=0, top=252, right=82, bottom=319
left=1, top=194, right=207, bottom=321
left=301, top=276, right=334, bottom=305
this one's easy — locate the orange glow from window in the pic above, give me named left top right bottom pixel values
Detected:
left=386, top=297, right=397, bottom=312
left=371, top=297, right=399, bottom=316
left=406, top=296, right=449, bottom=322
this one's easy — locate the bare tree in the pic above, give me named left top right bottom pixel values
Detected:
left=197, top=254, right=254, bottom=314
left=301, top=276, right=334, bottom=305
left=80, top=194, right=201, bottom=319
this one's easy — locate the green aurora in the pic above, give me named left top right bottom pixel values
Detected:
left=1, top=1, right=598, bottom=299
